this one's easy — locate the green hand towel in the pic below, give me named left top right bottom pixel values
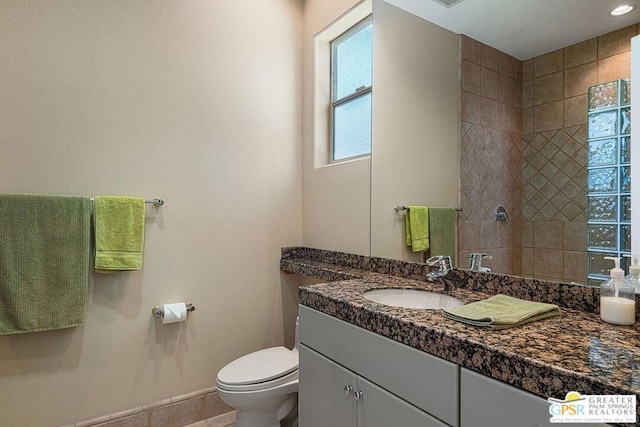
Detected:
left=94, top=196, right=145, bottom=273
left=0, top=194, right=91, bottom=335
left=428, top=207, right=456, bottom=265
left=405, top=206, right=429, bottom=252
left=442, top=294, right=560, bottom=330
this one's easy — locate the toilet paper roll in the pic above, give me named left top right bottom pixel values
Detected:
left=162, top=302, right=187, bottom=324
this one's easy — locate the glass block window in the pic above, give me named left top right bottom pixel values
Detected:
left=587, top=79, right=631, bottom=283
left=330, top=17, right=372, bottom=162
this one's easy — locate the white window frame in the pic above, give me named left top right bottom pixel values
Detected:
left=314, top=0, right=372, bottom=167
left=330, top=16, right=372, bottom=162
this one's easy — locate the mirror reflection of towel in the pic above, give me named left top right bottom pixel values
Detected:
left=428, top=207, right=456, bottom=265
left=405, top=206, right=429, bottom=252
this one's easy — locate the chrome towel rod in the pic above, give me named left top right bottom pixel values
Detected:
left=394, top=205, right=461, bottom=212
left=146, top=198, right=165, bottom=206
left=90, top=197, right=165, bottom=207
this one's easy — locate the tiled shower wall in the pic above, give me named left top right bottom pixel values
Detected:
left=521, top=25, right=637, bottom=282
left=459, top=35, right=523, bottom=275
left=459, top=25, right=638, bottom=283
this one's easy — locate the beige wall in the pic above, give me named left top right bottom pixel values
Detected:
left=370, top=0, right=459, bottom=262
left=301, top=0, right=371, bottom=256
left=302, top=0, right=460, bottom=262
left=0, top=1, right=303, bottom=425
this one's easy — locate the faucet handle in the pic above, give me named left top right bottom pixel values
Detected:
left=469, top=253, right=492, bottom=271
left=426, top=255, right=453, bottom=274
left=469, top=252, right=492, bottom=260
left=425, top=255, right=453, bottom=283
left=426, top=255, right=452, bottom=268
left=495, top=205, right=509, bottom=223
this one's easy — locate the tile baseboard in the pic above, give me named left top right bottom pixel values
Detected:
left=71, top=388, right=234, bottom=427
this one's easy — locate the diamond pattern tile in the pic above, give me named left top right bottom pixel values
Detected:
left=460, top=122, right=522, bottom=222
left=521, top=126, right=587, bottom=221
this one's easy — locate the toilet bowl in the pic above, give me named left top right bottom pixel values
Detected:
left=215, top=318, right=299, bottom=427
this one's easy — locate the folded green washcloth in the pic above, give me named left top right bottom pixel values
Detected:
left=94, top=196, right=145, bottom=273
left=405, top=206, right=429, bottom=252
left=0, top=194, right=91, bottom=334
left=442, top=294, right=560, bottom=330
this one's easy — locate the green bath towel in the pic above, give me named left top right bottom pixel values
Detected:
left=405, top=206, right=429, bottom=252
left=0, top=194, right=91, bottom=334
left=94, top=196, right=145, bottom=273
left=442, top=294, right=560, bottom=330
left=428, top=207, right=456, bottom=265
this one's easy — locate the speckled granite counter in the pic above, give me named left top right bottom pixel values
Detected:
left=281, top=247, right=640, bottom=424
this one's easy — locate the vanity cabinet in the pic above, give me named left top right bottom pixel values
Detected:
left=299, top=305, right=458, bottom=427
left=300, top=345, right=448, bottom=427
left=300, top=305, right=618, bottom=427
left=460, top=368, right=611, bottom=427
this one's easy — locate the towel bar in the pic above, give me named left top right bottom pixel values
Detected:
left=90, top=197, right=164, bottom=207
left=394, top=205, right=462, bottom=212
left=146, top=198, right=164, bottom=206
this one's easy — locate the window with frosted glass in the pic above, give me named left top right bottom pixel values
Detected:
left=330, top=18, right=372, bottom=162
left=587, top=79, right=631, bottom=284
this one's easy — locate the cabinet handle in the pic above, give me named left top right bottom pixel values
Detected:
left=344, top=385, right=354, bottom=395
left=352, top=389, right=364, bottom=401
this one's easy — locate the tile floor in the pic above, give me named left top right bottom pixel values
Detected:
left=184, top=411, right=235, bottom=427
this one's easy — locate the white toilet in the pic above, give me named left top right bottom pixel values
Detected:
left=215, top=318, right=299, bottom=427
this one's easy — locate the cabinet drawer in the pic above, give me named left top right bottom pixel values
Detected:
left=300, top=305, right=459, bottom=427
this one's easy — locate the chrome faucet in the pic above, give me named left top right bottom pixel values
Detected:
left=426, top=255, right=453, bottom=280
left=468, top=253, right=492, bottom=272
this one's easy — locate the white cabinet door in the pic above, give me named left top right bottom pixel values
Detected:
left=460, top=368, right=611, bottom=427
left=299, top=344, right=357, bottom=427
left=358, top=377, right=449, bottom=427
left=301, top=343, right=450, bottom=427
left=300, top=305, right=459, bottom=426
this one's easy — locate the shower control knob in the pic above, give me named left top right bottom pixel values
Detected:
left=344, top=385, right=354, bottom=395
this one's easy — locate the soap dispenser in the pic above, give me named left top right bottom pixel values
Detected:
left=600, top=256, right=636, bottom=326
left=623, top=254, right=640, bottom=294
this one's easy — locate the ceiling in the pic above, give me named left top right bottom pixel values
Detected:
left=382, top=0, right=640, bottom=60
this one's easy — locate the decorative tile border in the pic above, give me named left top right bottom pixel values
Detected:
left=68, top=388, right=233, bottom=427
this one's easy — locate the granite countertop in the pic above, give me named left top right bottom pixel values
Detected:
left=281, top=247, right=640, bottom=422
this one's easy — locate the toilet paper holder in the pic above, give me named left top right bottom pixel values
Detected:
left=152, top=303, right=195, bottom=319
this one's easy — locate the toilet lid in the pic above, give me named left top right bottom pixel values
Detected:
left=217, top=346, right=299, bottom=386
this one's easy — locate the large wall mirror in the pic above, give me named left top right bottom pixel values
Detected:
left=370, top=0, right=640, bottom=286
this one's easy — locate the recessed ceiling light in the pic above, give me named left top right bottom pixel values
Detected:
left=609, top=4, right=635, bottom=16
left=432, top=0, right=465, bottom=7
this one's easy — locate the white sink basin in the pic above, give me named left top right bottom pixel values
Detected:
left=362, top=289, right=464, bottom=309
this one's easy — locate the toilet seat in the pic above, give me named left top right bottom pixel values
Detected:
left=216, top=346, right=299, bottom=392
left=217, top=370, right=299, bottom=392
